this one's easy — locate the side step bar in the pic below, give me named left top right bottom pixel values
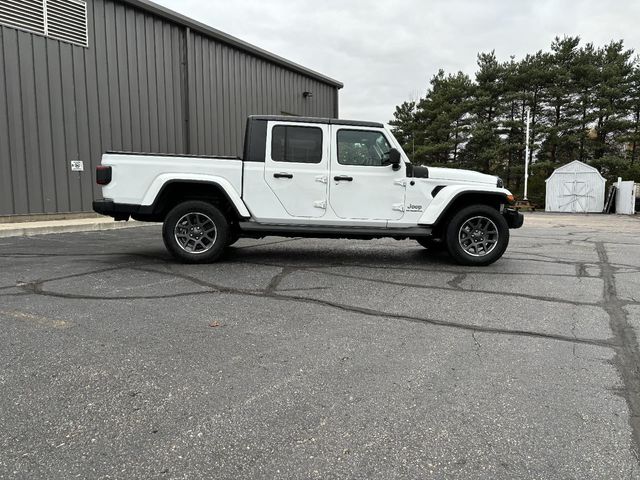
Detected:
left=238, top=222, right=432, bottom=240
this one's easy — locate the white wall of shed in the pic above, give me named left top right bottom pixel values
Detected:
left=545, top=170, right=606, bottom=213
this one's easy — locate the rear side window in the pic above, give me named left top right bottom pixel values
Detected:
left=271, top=126, right=323, bottom=163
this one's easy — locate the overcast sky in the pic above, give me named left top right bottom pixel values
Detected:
left=155, top=0, right=640, bottom=124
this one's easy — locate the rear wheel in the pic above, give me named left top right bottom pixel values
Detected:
left=445, top=205, right=509, bottom=266
left=162, top=201, right=229, bottom=263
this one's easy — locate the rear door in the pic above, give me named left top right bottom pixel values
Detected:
left=329, top=126, right=406, bottom=222
left=264, top=122, right=329, bottom=218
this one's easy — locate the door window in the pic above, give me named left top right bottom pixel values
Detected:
left=271, top=125, right=323, bottom=164
left=337, top=130, right=393, bottom=166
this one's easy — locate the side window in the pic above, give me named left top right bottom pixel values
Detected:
left=271, top=125, right=323, bottom=163
left=337, top=130, right=393, bottom=166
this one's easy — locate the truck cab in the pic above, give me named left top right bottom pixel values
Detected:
left=94, top=115, right=523, bottom=266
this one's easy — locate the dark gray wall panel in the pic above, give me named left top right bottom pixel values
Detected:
left=0, top=27, right=14, bottom=215
left=73, top=45, right=93, bottom=211
left=92, top=0, right=112, bottom=157
left=104, top=1, right=122, bottom=151
left=59, top=42, right=82, bottom=212
left=46, top=39, right=70, bottom=213
left=188, top=30, right=339, bottom=157
left=84, top=0, right=104, bottom=204
left=3, top=27, right=29, bottom=215
left=18, top=31, right=44, bottom=213
left=33, top=35, right=57, bottom=213
left=114, top=3, right=131, bottom=151
left=0, top=0, right=339, bottom=215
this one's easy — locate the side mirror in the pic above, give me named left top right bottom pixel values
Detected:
left=388, top=148, right=401, bottom=171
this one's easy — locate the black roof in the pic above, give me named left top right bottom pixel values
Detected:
left=250, top=115, right=384, bottom=128
left=120, top=0, right=343, bottom=89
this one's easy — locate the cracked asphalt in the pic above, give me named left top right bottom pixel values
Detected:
left=1, top=212, right=640, bottom=479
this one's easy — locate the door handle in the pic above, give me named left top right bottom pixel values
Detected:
left=273, top=172, right=293, bottom=179
left=334, top=175, right=353, bottom=182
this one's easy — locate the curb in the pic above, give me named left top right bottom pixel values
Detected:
left=0, top=220, right=147, bottom=239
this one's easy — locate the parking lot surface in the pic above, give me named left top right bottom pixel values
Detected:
left=1, top=212, right=639, bottom=479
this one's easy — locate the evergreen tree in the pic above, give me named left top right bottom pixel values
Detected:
left=409, top=70, right=473, bottom=165
left=462, top=52, right=504, bottom=173
left=389, top=37, right=640, bottom=202
left=572, top=42, right=600, bottom=162
left=538, top=37, right=581, bottom=165
left=626, top=61, right=640, bottom=164
left=389, top=101, right=417, bottom=159
left=591, top=41, right=634, bottom=159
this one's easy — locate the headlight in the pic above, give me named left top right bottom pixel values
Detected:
left=496, top=177, right=504, bottom=188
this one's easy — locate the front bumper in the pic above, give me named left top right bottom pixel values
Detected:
left=503, top=208, right=524, bottom=229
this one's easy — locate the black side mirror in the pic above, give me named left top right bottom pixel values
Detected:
left=388, top=148, right=401, bottom=170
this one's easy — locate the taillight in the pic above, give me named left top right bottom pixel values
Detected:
left=96, top=165, right=112, bottom=185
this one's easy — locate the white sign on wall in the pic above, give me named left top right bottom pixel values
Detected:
left=70, top=161, right=84, bottom=172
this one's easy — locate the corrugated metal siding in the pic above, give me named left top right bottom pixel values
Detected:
left=187, top=29, right=338, bottom=157
left=0, top=0, right=339, bottom=216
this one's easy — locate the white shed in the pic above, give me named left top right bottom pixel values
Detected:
left=545, top=160, right=606, bottom=213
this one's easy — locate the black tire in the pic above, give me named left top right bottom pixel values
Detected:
left=162, top=201, right=229, bottom=263
left=445, top=205, right=509, bottom=266
left=416, top=237, right=445, bottom=251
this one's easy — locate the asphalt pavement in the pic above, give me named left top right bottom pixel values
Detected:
left=1, top=212, right=639, bottom=479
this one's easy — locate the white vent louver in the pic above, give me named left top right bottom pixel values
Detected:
left=0, top=0, right=88, bottom=47
left=0, top=0, right=46, bottom=35
left=46, top=0, right=88, bottom=46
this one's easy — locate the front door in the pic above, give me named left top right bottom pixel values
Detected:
left=329, top=126, right=406, bottom=221
left=264, top=122, right=329, bottom=218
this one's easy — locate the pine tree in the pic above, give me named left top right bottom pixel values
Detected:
left=627, top=61, right=640, bottom=164
left=591, top=41, right=634, bottom=159
left=411, top=70, right=473, bottom=165
left=538, top=36, right=581, bottom=165
left=389, top=37, right=640, bottom=200
left=389, top=101, right=417, bottom=159
left=572, top=42, right=600, bottom=162
left=462, top=52, right=504, bottom=173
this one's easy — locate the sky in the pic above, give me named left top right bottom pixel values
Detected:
left=155, top=0, right=640, bottom=125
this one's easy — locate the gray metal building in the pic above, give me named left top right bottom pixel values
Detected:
left=0, top=0, right=342, bottom=217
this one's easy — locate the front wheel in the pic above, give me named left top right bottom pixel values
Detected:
left=162, top=201, right=229, bottom=263
left=445, top=205, right=509, bottom=266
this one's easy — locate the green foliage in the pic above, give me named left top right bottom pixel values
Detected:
left=390, top=37, right=640, bottom=205
left=590, top=155, right=640, bottom=185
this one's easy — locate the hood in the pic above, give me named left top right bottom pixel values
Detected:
left=427, top=167, right=498, bottom=186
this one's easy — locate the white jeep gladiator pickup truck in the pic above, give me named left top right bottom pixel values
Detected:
left=93, top=115, right=523, bottom=266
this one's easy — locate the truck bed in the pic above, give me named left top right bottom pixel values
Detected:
left=99, top=152, right=244, bottom=206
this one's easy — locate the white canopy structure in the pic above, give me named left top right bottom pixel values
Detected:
left=545, top=161, right=606, bottom=213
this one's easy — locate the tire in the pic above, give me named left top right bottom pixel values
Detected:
left=445, top=205, right=509, bottom=266
left=416, top=237, right=445, bottom=251
left=162, top=201, right=229, bottom=263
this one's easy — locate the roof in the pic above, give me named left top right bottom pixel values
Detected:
left=546, top=160, right=605, bottom=182
left=120, top=0, right=343, bottom=89
left=250, top=115, right=383, bottom=128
